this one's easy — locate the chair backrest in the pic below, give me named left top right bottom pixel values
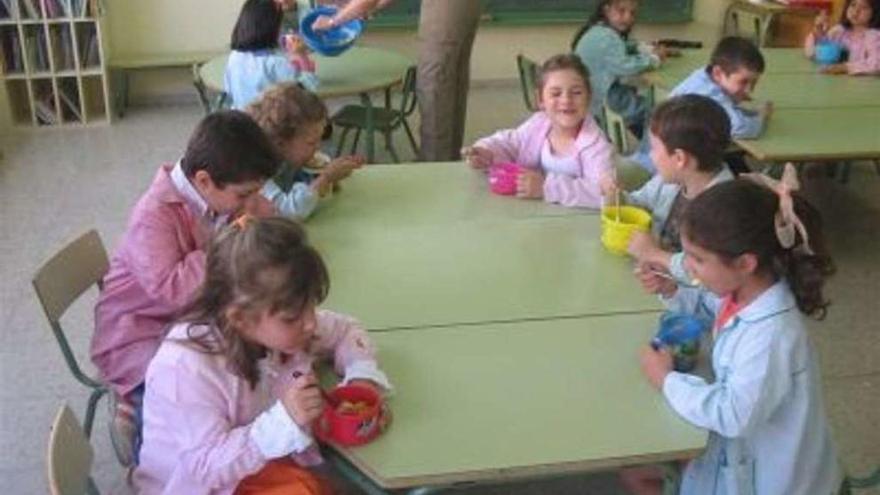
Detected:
left=603, top=103, right=631, bottom=154
left=722, top=7, right=770, bottom=46
left=516, top=54, right=540, bottom=112
left=32, top=230, right=109, bottom=388
left=398, top=65, right=418, bottom=118
left=47, top=405, right=99, bottom=495
left=192, top=62, right=212, bottom=114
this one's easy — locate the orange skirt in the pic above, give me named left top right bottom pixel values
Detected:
left=234, top=459, right=334, bottom=495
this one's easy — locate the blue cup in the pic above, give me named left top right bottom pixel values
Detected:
left=815, top=40, right=843, bottom=65
left=300, top=6, right=364, bottom=57
left=652, top=312, right=708, bottom=372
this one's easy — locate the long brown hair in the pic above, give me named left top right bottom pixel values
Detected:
left=682, top=180, right=835, bottom=319
left=177, top=217, right=330, bottom=388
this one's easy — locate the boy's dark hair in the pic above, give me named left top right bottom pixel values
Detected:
left=181, top=110, right=281, bottom=187
left=571, top=0, right=638, bottom=49
left=840, top=0, right=880, bottom=29
left=682, top=180, right=834, bottom=319
left=537, top=54, right=592, bottom=93
left=707, top=36, right=765, bottom=75
left=178, top=216, right=330, bottom=389
left=245, top=82, right=328, bottom=148
left=649, top=94, right=731, bottom=172
left=231, top=0, right=281, bottom=51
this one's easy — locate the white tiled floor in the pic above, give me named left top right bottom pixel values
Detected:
left=1, top=85, right=878, bottom=494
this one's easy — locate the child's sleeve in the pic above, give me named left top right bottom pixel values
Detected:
left=847, top=31, right=880, bottom=75
left=662, top=324, right=794, bottom=438
left=542, top=131, right=614, bottom=208
left=146, top=352, right=313, bottom=491
left=261, top=180, right=318, bottom=221
left=312, top=310, right=392, bottom=391
left=126, top=208, right=206, bottom=310
left=727, top=105, right=765, bottom=139
left=600, top=32, right=660, bottom=76
left=473, top=114, right=537, bottom=165
left=624, top=173, right=663, bottom=210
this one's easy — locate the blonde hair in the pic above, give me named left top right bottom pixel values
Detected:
left=177, top=216, right=329, bottom=388
left=245, top=83, right=328, bottom=148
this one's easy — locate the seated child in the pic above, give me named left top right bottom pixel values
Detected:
left=91, top=110, right=281, bottom=466
left=626, top=94, right=735, bottom=283
left=630, top=175, right=842, bottom=495
left=572, top=0, right=671, bottom=138
left=246, top=83, right=363, bottom=220
left=670, top=36, right=771, bottom=141
left=225, top=0, right=318, bottom=109
left=804, top=0, right=880, bottom=75
left=134, top=216, right=391, bottom=494
left=462, top=54, right=616, bottom=208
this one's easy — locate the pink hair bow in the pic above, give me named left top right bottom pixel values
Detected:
left=741, top=163, right=813, bottom=255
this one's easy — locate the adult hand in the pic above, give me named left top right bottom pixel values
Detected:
left=640, top=345, right=673, bottom=390
left=312, top=15, right=335, bottom=31
left=281, top=373, right=325, bottom=427
left=461, top=146, right=493, bottom=169
left=516, top=169, right=544, bottom=199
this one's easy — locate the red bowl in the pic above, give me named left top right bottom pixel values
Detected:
left=315, top=385, right=389, bottom=446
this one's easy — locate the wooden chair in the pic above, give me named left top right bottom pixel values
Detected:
left=32, top=230, right=109, bottom=439
left=47, top=405, right=100, bottom=495
left=516, top=54, right=539, bottom=112
left=332, top=66, right=419, bottom=162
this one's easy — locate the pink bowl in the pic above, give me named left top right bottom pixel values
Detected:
left=488, top=163, right=524, bottom=196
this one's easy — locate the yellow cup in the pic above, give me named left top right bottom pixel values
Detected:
left=600, top=206, right=652, bottom=255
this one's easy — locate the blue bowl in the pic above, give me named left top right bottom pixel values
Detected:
left=815, top=40, right=843, bottom=65
left=652, top=312, right=708, bottom=372
left=300, top=6, right=364, bottom=57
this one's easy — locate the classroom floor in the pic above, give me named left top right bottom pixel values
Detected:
left=1, top=83, right=878, bottom=495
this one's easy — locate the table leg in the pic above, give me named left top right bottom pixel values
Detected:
left=323, top=447, right=390, bottom=495
left=360, top=92, right=375, bottom=163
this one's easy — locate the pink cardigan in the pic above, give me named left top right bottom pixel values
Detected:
left=134, top=310, right=388, bottom=495
left=805, top=26, right=880, bottom=75
left=474, top=112, right=614, bottom=208
left=92, top=164, right=212, bottom=396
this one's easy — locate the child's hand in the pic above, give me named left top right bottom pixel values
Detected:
left=461, top=146, right=493, bottom=169
left=820, top=63, right=848, bottom=75
left=634, top=263, right=677, bottom=297
left=599, top=173, right=620, bottom=201
left=516, top=169, right=544, bottom=199
left=274, top=0, right=295, bottom=11
left=627, top=231, right=660, bottom=261
left=241, top=193, right=276, bottom=218
left=813, top=11, right=830, bottom=38
left=284, top=34, right=308, bottom=57
left=640, top=345, right=673, bottom=390
left=312, top=15, right=335, bottom=31
left=324, top=155, right=364, bottom=182
left=281, top=373, right=325, bottom=427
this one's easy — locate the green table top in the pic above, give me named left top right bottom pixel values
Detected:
left=199, top=45, right=413, bottom=98
left=644, top=48, right=820, bottom=89
left=734, top=107, right=880, bottom=162
left=311, top=214, right=660, bottom=331
left=309, top=162, right=592, bottom=230
left=332, top=313, right=705, bottom=489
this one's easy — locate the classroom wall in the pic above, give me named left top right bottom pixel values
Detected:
left=0, top=0, right=730, bottom=129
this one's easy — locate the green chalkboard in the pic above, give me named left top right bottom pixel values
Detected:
left=369, top=0, right=694, bottom=27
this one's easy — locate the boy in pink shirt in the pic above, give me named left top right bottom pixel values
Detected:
left=91, top=110, right=281, bottom=465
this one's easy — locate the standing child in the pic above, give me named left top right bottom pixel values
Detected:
left=626, top=94, right=735, bottom=283
left=631, top=174, right=842, bottom=495
left=225, top=0, right=318, bottom=109
left=462, top=54, right=615, bottom=208
left=134, top=216, right=391, bottom=494
left=91, top=111, right=281, bottom=466
left=805, top=0, right=880, bottom=75
left=572, top=0, right=670, bottom=139
left=246, top=83, right=363, bottom=220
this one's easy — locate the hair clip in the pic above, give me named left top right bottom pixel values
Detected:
left=233, top=213, right=253, bottom=231
left=740, top=163, right=813, bottom=255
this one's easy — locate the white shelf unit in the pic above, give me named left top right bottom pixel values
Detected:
left=0, top=0, right=110, bottom=126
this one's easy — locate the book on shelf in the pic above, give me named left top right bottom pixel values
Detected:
left=1, top=29, right=22, bottom=72
left=34, top=27, right=47, bottom=70
left=21, top=0, right=41, bottom=19
left=81, top=28, right=98, bottom=67
left=0, top=0, right=12, bottom=19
